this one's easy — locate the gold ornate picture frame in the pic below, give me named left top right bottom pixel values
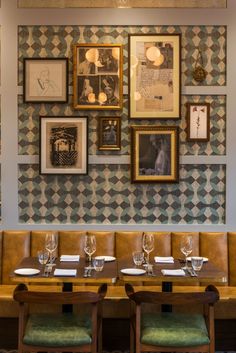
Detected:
left=131, top=125, right=179, bottom=183
left=73, top=43, right=123, bottom=110
left=98, top=116, right=121, bottom=151
left=129, top=34, right=181, bottom=119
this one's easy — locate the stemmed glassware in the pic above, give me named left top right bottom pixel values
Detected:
left=142, top=233, right=154, bottom=265
left=45, top=232, right=58, bottom=264
left=180, top=235, right=193, bottom=270
left=84, top=235, right=96, bottom=265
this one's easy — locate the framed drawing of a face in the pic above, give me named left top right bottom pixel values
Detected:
left=24, top=58, right=68, bottom=103
left=40, top=116, right=88, bottom=175
left=131, top=125, right=179, bottom=183
left=73, top=43, right=123, bottom=110
left=129, top=34, right=181, bottom=119
left=186, top=103, right=210, bottom=141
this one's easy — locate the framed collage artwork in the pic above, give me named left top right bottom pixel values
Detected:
left=73, top=43, right=123, bottom=110
left=129, top=33, right=181, bottom=119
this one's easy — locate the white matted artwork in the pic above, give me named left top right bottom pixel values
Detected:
left=23, top=58, right=68, bottom=102
left=186, top=103, right=210, bottom=142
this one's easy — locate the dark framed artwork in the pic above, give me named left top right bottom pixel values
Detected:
left=23, top=58, right=68, bottom=103
left=40, top=116, right=88, bottom=175
left=131, top=125, right=179, bottom=183
left=73, top=43, right=123, bottom=110
left=186, top=103, right=210, bottom=142
left=98, top=117, right=121, bottom=151
left=129, top=33, right=181, bottom=119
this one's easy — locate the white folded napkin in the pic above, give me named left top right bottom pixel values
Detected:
left=60, top=255, right=80, bottom=262
left=161, top=269, right=185, bottom=276
left=155, top=256, right=174, bottom=263
left=54, top=269, right=77, bottom=276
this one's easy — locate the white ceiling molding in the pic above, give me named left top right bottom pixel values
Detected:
left=18, top=0, right=227, bottom=9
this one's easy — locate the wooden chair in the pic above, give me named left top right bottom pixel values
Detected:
left=125, top=283, right=219, bottom=353
left=13, top=283, right=107, bottom=353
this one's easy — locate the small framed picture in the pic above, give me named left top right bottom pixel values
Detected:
left=73, top=43, right=123, bottom=110
left=40, top=116, right=88, bottom=175
left=129, top=33, right=181, bottom=119
left=23, top=58, right=68, bottom=103
left=98, top=117, right=121, bottom=151
left=186, top=103, right=210, bottom=142
left=131, top=125, right=179, bottom=183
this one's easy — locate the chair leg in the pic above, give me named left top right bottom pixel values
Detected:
left=98, top=317, right=103, bottom=353
left=130, top=319, right=135, bottom=353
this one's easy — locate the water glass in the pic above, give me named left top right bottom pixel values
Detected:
left=93, top=257, right=105, bottom=272
left=191, top=256, right=204, bottom=271
left=132, top=251, right=144, bottom=266
left=37, top=250, right=49, bottom=265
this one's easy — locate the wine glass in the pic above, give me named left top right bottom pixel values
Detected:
left=84, top=235, right=96, bottom=265
left=45, top=232, right=58, bottom=264
left=180, top=235, right=193, bottom=270
left=142, top=233, right=154, bottom=265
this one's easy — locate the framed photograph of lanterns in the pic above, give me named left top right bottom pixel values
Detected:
left=39, top=116, right=88, bottom=175
left=186, top=102, right=210, bottom=142
left=129, top=34, right=181, bottom=119
left=73, top=43, right=123, bottom=110
left=130, top=125, right=179, bottom=183
left=98, top=116, right=121, bottom=151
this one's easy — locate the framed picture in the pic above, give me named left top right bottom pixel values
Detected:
left=186, top=103, right=210, bottom=142
left=131, top=125, right=179, bottom=183
left=40, top=116, right=88, bottom=175
left=98, top=117, right=121, bottom=151
left=24, top=58, right=68, bottom=103
left=73, top=43, right=123, bottom=110
left=129, top=34, right=181, bottom=119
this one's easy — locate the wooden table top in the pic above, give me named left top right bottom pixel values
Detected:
left=118, top=258, right=227, bottom=284
left=10, top=257, right=117, bottom=284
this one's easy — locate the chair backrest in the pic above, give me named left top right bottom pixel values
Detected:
left=125, top=283, right=219, bottom=306
left=14, top=283, right=107, bottom=305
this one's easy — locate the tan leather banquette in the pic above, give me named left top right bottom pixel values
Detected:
left=0, top=230, right=236, bottom=318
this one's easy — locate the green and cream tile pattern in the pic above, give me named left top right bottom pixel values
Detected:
left=18, top=164, right=225, bottom=224
left=17, top=25, right=226, bottom=224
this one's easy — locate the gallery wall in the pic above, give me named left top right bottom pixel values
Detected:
left=0, top=0, right=235, bottom=231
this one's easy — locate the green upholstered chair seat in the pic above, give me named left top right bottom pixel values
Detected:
left=141, top=312, right=210, bottom=347
left=23, top=313, right=92, bottom=347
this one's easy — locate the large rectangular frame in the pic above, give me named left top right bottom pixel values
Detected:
left=40, top=116, right=88, bottom=175
left=73, top=43, right=123, bottom=110
left=131, top=125, right=179, bottom=183
left=186, top=102, right=210, bottom=142
left=129, top=33, right=181, bottom=119
left=24, top=58, right=68, bottom=103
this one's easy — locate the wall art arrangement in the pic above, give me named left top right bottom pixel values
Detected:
left=17, top=25, right=226, bottom=225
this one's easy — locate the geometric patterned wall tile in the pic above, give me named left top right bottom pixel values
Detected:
left=18, top=164, right=225, bottom=225
left=18, top=25, right=226, bottom=87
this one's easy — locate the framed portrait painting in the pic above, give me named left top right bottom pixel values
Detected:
left=186, top=102, right=210, bottom=142
left=129, top=34, right=181, bottom=119
left=73, top=43, right=123, bottom=110
left=40, top=116, right=88, bottom=175
left=23, top=58, right=68, bottom=103
left=131, top=125, right=179, bottom=183
left=98, top=116, right=121, bottom=151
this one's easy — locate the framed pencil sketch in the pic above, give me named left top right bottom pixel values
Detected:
left=131, top=125, right=179, bottom=183
left=73, top=43, right=123, bottom=110
left=98, top=117, right=121, bottom=151
left=129, top=33, right=181, bottom=119
left=40, top=116, right=88, bottom=175
left=186, top=103, right=210, bottom=142
left=23, top=58, right=68, bottom=103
